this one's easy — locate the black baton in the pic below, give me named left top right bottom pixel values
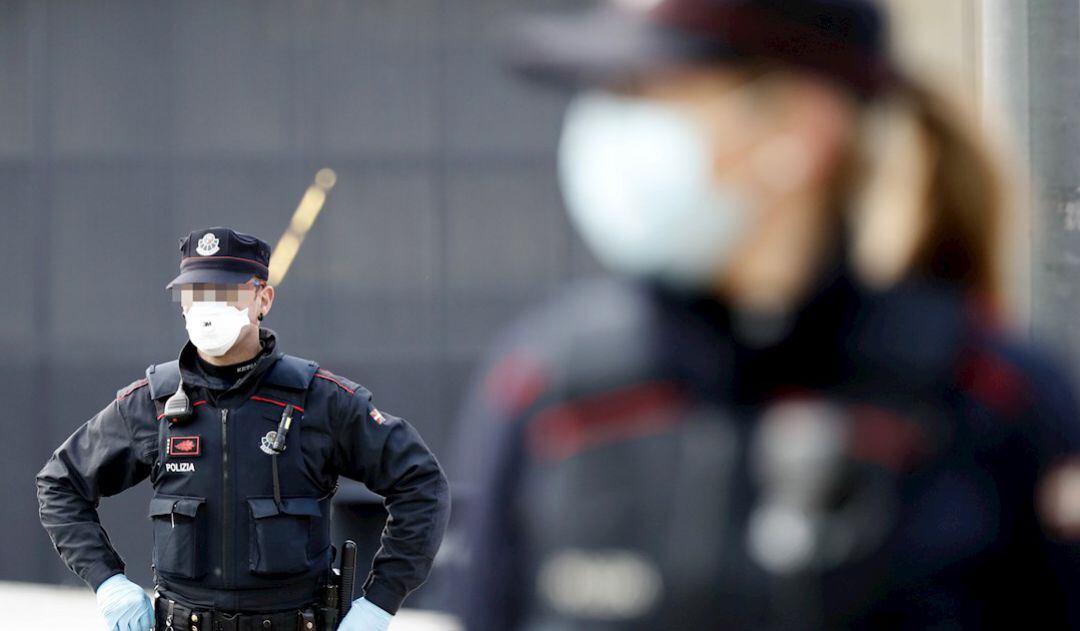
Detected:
left=338, top=540, right=358, bottom=620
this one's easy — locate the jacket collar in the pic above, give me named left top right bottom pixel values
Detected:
left=178, top=328, right=283, bottom=396
left=652, top=268, right=968, bottom=406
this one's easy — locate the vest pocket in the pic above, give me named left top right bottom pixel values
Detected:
left=248, top=497, right=324, bottom=576
left=148, top=496, right=207, bottom=579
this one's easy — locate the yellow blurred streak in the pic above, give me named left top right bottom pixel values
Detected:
left=268, top=233, right=301, bottom=286
left=268, top=168, right=336, bottom=286
left=290, top=187, right=327, bottom=233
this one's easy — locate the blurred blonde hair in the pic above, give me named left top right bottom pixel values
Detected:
left=849, top=77, right=1008, bottom=312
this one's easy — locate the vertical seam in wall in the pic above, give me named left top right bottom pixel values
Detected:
left=28, top=0, right=57, bottom=584
left=1023, top=1, right=1035, bottom=336
left=966, top=0, right=979, bottom=109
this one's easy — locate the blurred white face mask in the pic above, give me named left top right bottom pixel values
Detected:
left=558, top=90, right=752, bottom=289
left=183, top=302, right=250, bottom=357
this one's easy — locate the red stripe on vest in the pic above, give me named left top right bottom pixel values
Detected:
left=250, top=395, right=305, bottom=413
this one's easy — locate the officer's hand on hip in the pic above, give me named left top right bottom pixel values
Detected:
left=96, top=574, right=154, bottom=631
left=339, top=597, right=393, bottom=631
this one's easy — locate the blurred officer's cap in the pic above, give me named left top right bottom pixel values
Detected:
left=505, top=0, right=895, bottom=97
left=165, top=227, right=271, bottom=289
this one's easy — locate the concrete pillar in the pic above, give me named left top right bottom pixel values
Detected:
left=983, top=1, right=1080, bottom=362
left=981, top=0, right=1032, bottom=326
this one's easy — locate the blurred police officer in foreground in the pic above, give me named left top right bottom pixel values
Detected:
left=456, top=0, right=1080, bottom=629
left=38, top=227, right=450, bottom=631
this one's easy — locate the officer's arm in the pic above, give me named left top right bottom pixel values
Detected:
left=332, top=388, right=451, bottom=616
left=36, top=394, right=155, bottom=591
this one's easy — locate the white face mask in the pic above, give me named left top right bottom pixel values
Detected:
left=558, top=90, right=752, bottom=289
left=183, top=301, right=251, bottom=357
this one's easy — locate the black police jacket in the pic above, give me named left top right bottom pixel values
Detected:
left=455, top=274, right=1080, bottom=630
left=37, top=330, right=450, bottom=614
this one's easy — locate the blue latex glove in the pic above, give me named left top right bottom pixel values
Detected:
left=338, top=597, right=393, bottom=631
left=95, top=574, right=154, bottom=631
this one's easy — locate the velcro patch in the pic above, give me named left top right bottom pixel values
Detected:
left=168, top=436, right=201, bottom=457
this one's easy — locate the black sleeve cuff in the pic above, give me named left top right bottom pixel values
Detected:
left=86, top=562, right=125, bottom=592
left=362, top=580, right=405, bottom=615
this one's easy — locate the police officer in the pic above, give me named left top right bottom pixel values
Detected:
left=37, top=227, right=450, bottom=631
left=456, top=1, right=1080, bottom=629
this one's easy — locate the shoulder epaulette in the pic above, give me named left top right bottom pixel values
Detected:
left=314, top=368, right=361, bottom=396
left=116, top=378, right=150, bottom=401
left=146, top=360, right=182, bottom=400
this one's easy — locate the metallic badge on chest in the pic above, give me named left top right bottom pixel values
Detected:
left=168, top=436, right=201, bottom=457
left=260, top=430, right=279, bottom=455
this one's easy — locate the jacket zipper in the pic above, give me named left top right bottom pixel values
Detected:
left=221, top=408, right=230, bottom=586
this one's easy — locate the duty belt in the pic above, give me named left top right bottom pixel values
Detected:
left=154, top=596, right=320, bottom=631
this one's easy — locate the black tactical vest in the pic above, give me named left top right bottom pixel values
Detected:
left=145, top=355, right=331, bottom=607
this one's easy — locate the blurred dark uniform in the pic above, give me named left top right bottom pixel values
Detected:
left=458, top=271, right=1080, bottom=630
left=455, top=0, right=1080, bottom=628
left=37, top=228, right=450, bottom=629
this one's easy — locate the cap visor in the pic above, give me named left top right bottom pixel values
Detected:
left=503, top=7, right=735, bottom=88
left=165, top=268, right=258, bottom=290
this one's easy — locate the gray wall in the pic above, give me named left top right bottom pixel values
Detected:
left=0, top=0, right=595, bottom=588
left=983, top=1, right=1080, bottom=368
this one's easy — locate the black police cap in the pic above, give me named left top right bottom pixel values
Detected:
left=165, top=227, right=271, bottom=290
left=505, top=0, right=896, bottom=98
